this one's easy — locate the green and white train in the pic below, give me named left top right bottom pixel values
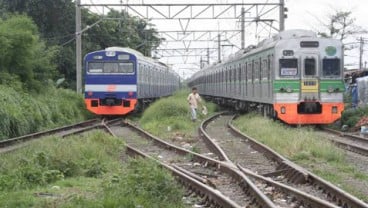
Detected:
left=188, top=30, right=345, bottom=124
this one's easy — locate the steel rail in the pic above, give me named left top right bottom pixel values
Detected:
left=0, top=119, right=100, bottom=148
left=199, top=112, right=232, bottom=162
left=102, top=122, right=247, bottom=208
left=237, top=165, right=340, bottom=208
left=114, top=120, right=277, bottom=208
left=125, top=145, right=242, bottom=208
left=228, top=116, right=368, bottom=208
left=321, top=127, right=368, bottom=156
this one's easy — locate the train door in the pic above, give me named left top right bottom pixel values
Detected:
left=299, top=54, right=321, bottom=114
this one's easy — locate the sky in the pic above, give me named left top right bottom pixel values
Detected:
left=81, top=0, right=368, bottom=78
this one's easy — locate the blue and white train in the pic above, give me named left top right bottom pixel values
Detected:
left=84, top=47, right=180, bottom=115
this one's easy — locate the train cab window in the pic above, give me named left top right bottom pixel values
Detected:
left=88, top=62, right=134, bottom=74
left=304, top=58, right=316, bottom=76
left=322, top=58, right=340, bottom=77
left=279, top=59, right=298, bottom=76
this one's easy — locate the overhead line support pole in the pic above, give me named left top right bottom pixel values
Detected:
left=359, top=37, right=364, bottom=70
left=76, top=0, right=82, bottom=93
left=241, top=7, right=245, bottom=49
left=218, top=34, right=221, bottom=63
left=279, top=0, right=285, bottom=31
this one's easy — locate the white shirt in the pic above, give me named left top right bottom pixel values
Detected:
left=187, top=93, right=201, bottom=108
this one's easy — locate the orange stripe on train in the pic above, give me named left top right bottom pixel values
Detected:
left=85, top=99, right=137, bottom=115
left=273, top=103, right=344, bottom=124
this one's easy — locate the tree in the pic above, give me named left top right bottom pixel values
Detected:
left=318, top=10, right=367, bottom=51
left=0, top=15, right=58, bottom=92
left=319, top=11, right=365, bottom=40
left=0, top=0, right=162, bottom=89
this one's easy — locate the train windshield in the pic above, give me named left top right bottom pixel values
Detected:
left=304, top=58, right=316, bottom=76
left=322, top=58, right=340, bottom=77
left=279, top=59, right=298, bottom=76
left=88, top=62, right=134, bottom=74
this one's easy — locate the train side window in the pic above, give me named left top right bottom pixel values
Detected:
left=304, top=58, right=316, bottom=76
left=267, top=55, right=271, bottom=80
left=254, top=60, right=259, bottom=82
left=322, top=58, right=340, bottom=77
left=244, top=62, right=247, bottom=81
left=247, top=62, right=252, bottom=82
left=279, top=59, right=298, bottom=76
left=238, top=64, right=242, bottom=82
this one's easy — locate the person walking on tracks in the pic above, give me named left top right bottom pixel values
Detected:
left=187, top=87, right=202, bottom=122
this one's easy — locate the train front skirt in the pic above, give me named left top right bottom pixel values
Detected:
left=84, top=98, right=137, bottom=115
left=274, top=102, right=344, bottom=124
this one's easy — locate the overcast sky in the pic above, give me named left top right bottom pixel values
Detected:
left=82, top=0, right=368, bottom=77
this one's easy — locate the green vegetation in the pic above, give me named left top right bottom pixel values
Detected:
left=0, top=131, right=185, bottom=207
left=234, top=114, right=344, bottom=162
left=0, top=85, right=91, bottom=140
left=340, top=106, right=368, bottom=130
left=1, top=0, right=161, bottom=89
left=0, top=15, right=92, bottom=140
left=0, top=15, right=57, bottom=92
left=140, top=89, right=218, bottom=138
left=234, top=114, right=368, bottom=202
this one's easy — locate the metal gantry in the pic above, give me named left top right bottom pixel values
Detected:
left=75, top=1, right=286, bottom=90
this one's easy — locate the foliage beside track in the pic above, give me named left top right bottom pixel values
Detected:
left=340, top=106, right=368, bottom=130
left=234, top=114, right=368, bottom=201
left=0, top=85, right=91, bottom=140
left=139, top=89, right=218, bottom=138
left=0, top=131, right=185, bottom=207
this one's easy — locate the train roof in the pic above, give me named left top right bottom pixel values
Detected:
left=199, top=29, right=341, bottom=72
left=105, top=47, right=144, bottom=58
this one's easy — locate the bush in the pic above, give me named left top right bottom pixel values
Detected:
left=63, top=158, right=185, bottom=208
left=0, top=85, right=91, bottom=140
left=341, top=106, right=368, bottom=129
left=0, top=131, right=123, bottom=191
left=140, top=89, right=217, bottom=137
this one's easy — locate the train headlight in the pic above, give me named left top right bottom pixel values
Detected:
left=281, top=106, right=286, bottom=114
left=87, top=91, right=93, bottom=97
left=286, top=87, right=293, bottom=93
left=327, top=87, right=334, bottom=93
left=128, top=91, right=134, bottom=97
left=332, top=106, right=338, bottom=114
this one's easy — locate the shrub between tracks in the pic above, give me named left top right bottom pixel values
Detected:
left=0, top=85, right=91, bottom=140
left=0, top=131, right=185, bottom=207
left=140, top=89, right=217, bottom=138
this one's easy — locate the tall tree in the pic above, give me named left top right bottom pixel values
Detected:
left=0, top=0, right=162, bottom=89
left=0, top=15, right=58, bottom=92
left=318, top=10, right=367, bottom=50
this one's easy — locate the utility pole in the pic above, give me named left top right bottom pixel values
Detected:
left=241, top=7, right=245, bottom=49
left=218, top=34, right=221, bottom=63
left=359, top=37, right=364, bottom=70
left=207, top=48, right=210, bottom=65
left=75, top=0, right=82, bottom=93
left=279, top=0, right=285, bottom=31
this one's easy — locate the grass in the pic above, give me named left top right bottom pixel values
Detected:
left=0, top=85, right=92, bottom=140
left=233, top=113, right=368, bottom=202
left=0, top=131, right=185, bottom=207
left=140, top=89, right=218, bottom=139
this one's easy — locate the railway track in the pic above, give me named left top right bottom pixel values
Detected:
left=199, top=113, right=368, bottom=208
left=106, top=120, right=276, bottom=208
left=320, top=127, right=368, bottom=156
left=0, top=119, right=109, bottom=153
